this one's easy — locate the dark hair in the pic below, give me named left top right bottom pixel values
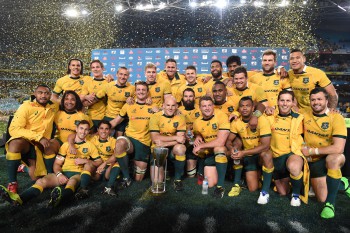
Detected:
left=185, top=65, right=197, bottom=72
left=211, top=60, right=222, bottom=68
left=78, top=119, right=90, bottom=127
left=90, top=59, right=104, bottom=68
left=166, top=58, right=177, bottom=64
left=35, top=84, right=51, bottom=92
left=60, top=90, right=83, bottom=111
left=277, top=89, right=295, bottom=101
left=290, top=48, right=304, bottom=54
left=233, top=66, right=248, bottom=78
left=67, top=58, right=83, bottom=75
left=199, top=96, right=214, bottom=106
left=239, top=96, right=254, bottom=106
left=135, top=80, right=149, bottom=91
left=226, top=56, right=241, bottom=67
left=310, top=87, right=328, bottom=100
left=213, top=80, right=226, bottom=88
left=183, top=87, right=195, bottom=96
left=97, top=120, right=111, bottom=129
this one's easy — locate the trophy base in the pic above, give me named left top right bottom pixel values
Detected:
left=151, top=182, right=166, bottom=194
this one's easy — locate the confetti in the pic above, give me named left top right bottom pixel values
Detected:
left=0, top=0, right=319, bottom=106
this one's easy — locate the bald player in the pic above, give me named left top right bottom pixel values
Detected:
left=149, top=96, right=187, bottom=191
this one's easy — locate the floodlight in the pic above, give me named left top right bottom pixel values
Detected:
left=216, top=0, right=228, bottom=9
left=65, top=8, right=79, bottom=17
left=115, top=5, right=123, bottom=12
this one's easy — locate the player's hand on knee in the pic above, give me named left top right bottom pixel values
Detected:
left=97, top=162, right=107, bottom=174
left=57, top=174, right=68, bottom=185
left=39, top=137, right=50, bottom=149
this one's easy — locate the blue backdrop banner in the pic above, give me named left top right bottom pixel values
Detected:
left=91, top=47, right=289, bottom=83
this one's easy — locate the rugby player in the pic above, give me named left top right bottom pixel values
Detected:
left=193, top=96, right=230, bottom=198
left=51, top=59, right=91, bottom=103
left=301, top=87, right=348, bottom=218
left=0, top=120, right=102, bottom=207
left=5, top=84, right=59, bottom=193
left=157, top=58, right=186, bottom=97
left=250, top=50, right=291, bottom=114
left=175, top=65, right=206, bottom=106
left=149, top=96, right=187, bottom=191
left=226, top=97, right=273, bottom=204
left=288, top=49, right=338, bottom=110
left=80, top=60, right=109, bottom=130
left=107, top=81, right=159, bottom=183
left=178, top=88, right=202, bottom=179
left=145, top=63, right=172, bottom=107
left=265, top=90, right=308, bottom=207
left=95, top=67, right=135, bottom=137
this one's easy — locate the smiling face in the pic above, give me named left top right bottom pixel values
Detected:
left=262, top=54, right=276, bottom=74
left=97, top=123, right=111, bottom=141
left=210, top=61, right=222, bottom=79
left=163, top=97, right=178, bottom=116
left=165, top=62, right=177, bottom=78
left=145, top=67, right=157, bottom=83
left=200, top=99, right=214, bottom=119
left=117, top=68, right=129, bottom=86
left=278, top=93, right=294, bottom=115
left=76, top=123, right=90, bottom=141
left=135, top=83, right=148, bottom=102
left=233, top=72, right=248, bottom=91
left=289, top=51, right=306, bottom=73
left=310, top=92, right=328, bottom=114
left=185, top=68, right=197, bottom=84
left=90, top=61, right=104, bottom=78
left=69, top=60, right=82, bottom=77
left=63, top=93, right=77, bottom=112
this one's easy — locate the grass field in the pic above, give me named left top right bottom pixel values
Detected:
left=0, top=120, right=7, bottom=155
left=1, top=157, right=350, bottom=233
left=0, top=120, right=7, bottom=136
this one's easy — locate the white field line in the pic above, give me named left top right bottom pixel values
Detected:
left=111, top=206, right=145, bottom=233
left=204, top=216, right=216, bottom=233
left=288, top=221, right=309, bottom=233
left=267, top=221, right=282, bottom=233
left=52, top=202, right=102, bottom=221
left=172, top=213, right=190, bottom=233
left=340, top=226, right=350, bottom=233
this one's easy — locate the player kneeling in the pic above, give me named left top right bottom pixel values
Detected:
left=226, top=97, right=274, bottom=204
left=0, top=120, right=102, bottom=207
left=90, top=121, right=122, bottom=196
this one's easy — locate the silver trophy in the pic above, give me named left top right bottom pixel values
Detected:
left=151, top=147, right=168, bottom=194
